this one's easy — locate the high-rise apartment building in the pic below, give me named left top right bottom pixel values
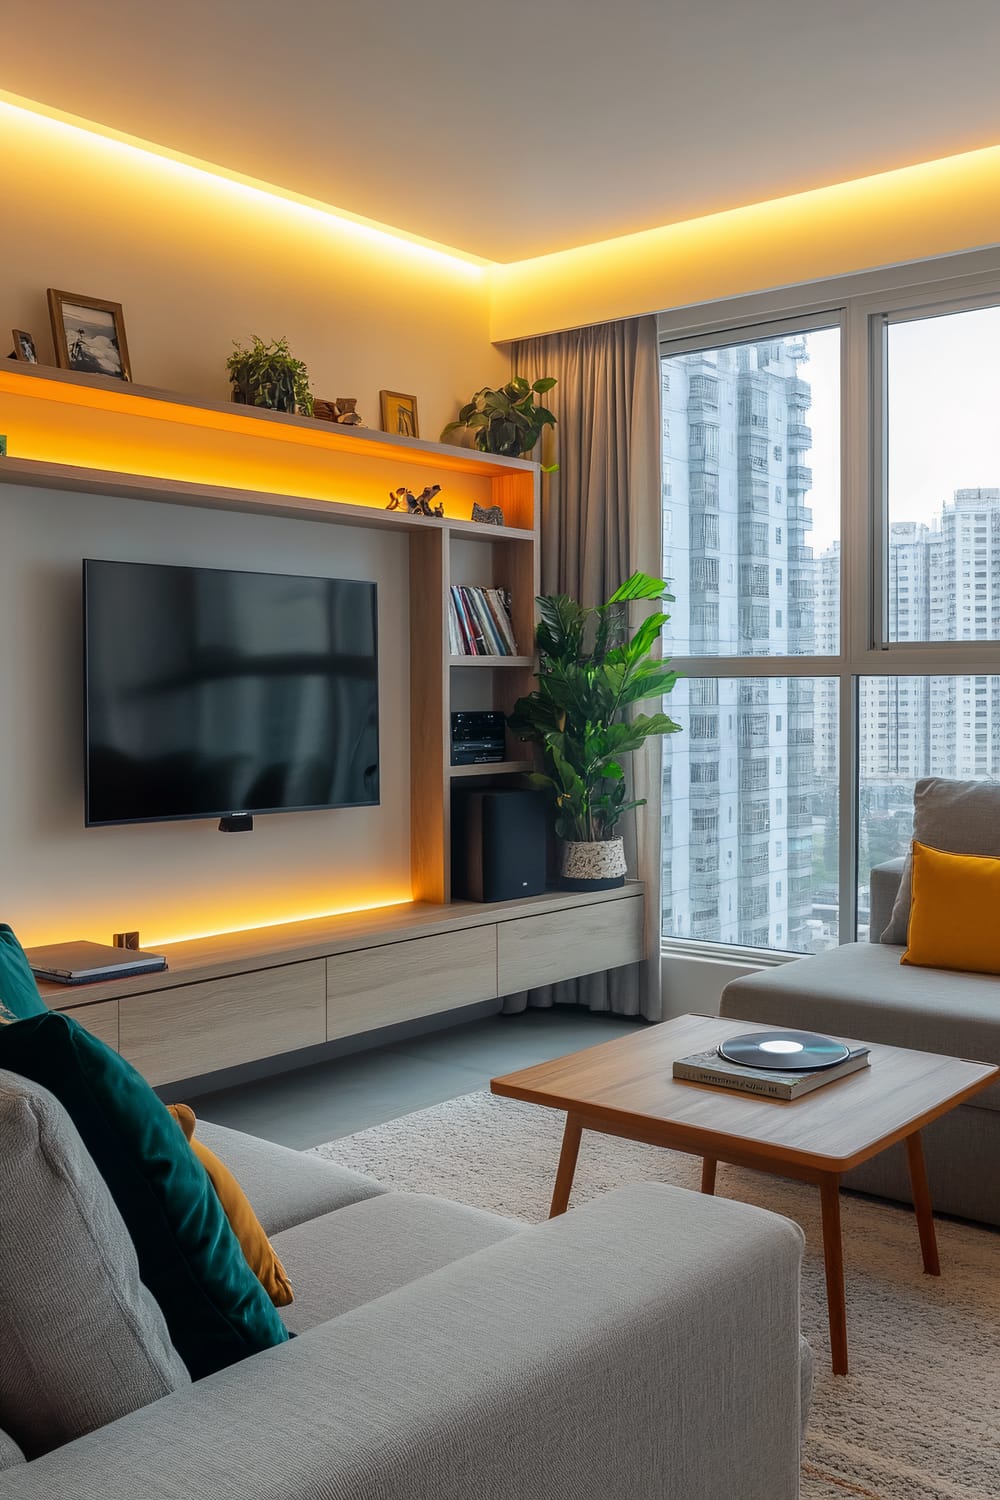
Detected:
left=817, top=489, right=1000, bottom=787
left=662, top=338, right=817, bottom=951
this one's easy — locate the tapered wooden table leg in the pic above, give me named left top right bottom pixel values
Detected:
left=905, top=1130, right=941, bottom=1275
left=549, top=1114, right=583, bottom=1217
left=701, top=1157, right=717, bottom=1195
left=819, top=1174, right=849, bottom=1376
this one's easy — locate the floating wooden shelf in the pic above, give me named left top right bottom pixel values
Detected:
left=0, top=362, right=539, bottom=532
left=448, top=655, right=534, bottom=668
left=449, top=760, right=533, bottom=778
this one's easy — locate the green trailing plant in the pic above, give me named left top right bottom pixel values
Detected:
left=227, top=335, right=313, bottom=416
left=441, top=376, right=558, bottom=467
left=508, top=572, right=682, bottom=843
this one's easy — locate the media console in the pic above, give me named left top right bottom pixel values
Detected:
left=40, top=884, right=644, bottom=1088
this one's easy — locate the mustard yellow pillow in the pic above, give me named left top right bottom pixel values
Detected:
left=167, top=1104, right=293, bottom=1308
left=901, top=840, right=1000, bottom=975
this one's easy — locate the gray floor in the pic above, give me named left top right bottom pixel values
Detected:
left=187, top=1009, right=642, bottom=1150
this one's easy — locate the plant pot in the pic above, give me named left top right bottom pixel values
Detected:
left=230, top=377, right=297, bottom=414
left=558, top=837, right=627, bottom=892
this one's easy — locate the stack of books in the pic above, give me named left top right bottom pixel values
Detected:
left=448, top=586, right=518, bottom=656
left=672, top=1045, right=870, bottom=1100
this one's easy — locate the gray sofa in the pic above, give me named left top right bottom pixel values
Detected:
left=1, top=1088, right=811, bottom=1499
left=721, top=856, right=1000, bottom=1226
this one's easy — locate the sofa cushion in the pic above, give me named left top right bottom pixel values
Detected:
left=882, top=778, right=1000, bottom=943
left=903, top=842, right=1000, bottom=976
left=720, top=940, right=1000, bottom=1112
left=273, top=1192, right=520, bottom=1333
left=0, top=1013, right=290, bottom=1380
left=0, top=1428, right=25, bottom=1472
left=168, top=1104, right=293, bottom=1307
left=0, top=1069, right=189, bottom=1458
left=0, top=924, right=47, bottom=1021
left=196, top=1118, right=387, bottom=1235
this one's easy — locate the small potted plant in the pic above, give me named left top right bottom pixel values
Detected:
left=508, top=572, right=682, bottom=889
left=441, top=376, right=557, bottom=465
left=227, top=335, right=313, bottom=416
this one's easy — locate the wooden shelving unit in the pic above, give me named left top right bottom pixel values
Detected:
left=0, top=362, right=541, bottom=907
left=2, top=365, right=647, bottom=1088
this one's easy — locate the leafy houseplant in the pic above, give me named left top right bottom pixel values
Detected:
left=508, top=572, right=682, bottom=890
left=441, top=377, right=557, bottom=466
left=227, top=335, right=313, bottom=416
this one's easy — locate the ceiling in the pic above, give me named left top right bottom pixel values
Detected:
left=6, top=0, right=1000, bottom=261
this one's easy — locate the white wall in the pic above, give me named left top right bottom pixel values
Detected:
left=1, top=484, right=411, bottom=948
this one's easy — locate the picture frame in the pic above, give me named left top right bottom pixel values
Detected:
left=379, top=389, right=419, bottom=439
left=47, top=289, right=132, bottom=381
left=11, top=329, right=38, bottom=363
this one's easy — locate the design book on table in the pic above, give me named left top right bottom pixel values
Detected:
left=673, top=1045, right=871, bottom=1100
left=26, top=941, right=168, bottom=985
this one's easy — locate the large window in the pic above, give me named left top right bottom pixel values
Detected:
left=661, top=281, right=1000, bottom=956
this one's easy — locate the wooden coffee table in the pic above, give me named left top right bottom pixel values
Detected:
left=491, top=1012, right=997, bottom=1375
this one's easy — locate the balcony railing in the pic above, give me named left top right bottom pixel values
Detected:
left=787, top=504, right=813, bottom=526
left=787, top=465, right=813, bottom=490
left=787, top=377, right=812, bottom=408
left=786, top=421, right=812, bottom=449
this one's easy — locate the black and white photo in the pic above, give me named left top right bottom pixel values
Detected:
left=47, top=289, right=132, bottom=381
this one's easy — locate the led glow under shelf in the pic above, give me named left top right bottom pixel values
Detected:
left=0, top=363, right=538, bottom=530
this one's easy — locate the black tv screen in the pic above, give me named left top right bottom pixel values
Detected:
left=84, top=559, right=379, bottom=825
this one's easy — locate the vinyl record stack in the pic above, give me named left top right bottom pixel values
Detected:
left=448, top=586, right=518, bottom=656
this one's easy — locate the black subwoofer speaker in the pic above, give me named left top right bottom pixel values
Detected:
left=452, top=788, right=548, bottom=902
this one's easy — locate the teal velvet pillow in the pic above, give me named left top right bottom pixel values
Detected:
left=0, top=926, right=47, bottom=1021
left=0, top=1012, right=289, bottom=1379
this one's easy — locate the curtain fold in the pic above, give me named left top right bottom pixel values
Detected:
left=503, top=316, right=663, bottom=1021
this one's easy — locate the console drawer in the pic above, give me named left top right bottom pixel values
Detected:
left=497, top=895, right=644, bottom=992
left=327, top=927, right=497, bottom=1038
left=119, top=959, right=326, bottom=1086
left=58, top=998, right=119, bottom=1051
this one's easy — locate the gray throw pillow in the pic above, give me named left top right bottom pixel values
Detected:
left=0, top=1069, right=190, bottom=1458
left=882, top=777, right=1000, bottom=944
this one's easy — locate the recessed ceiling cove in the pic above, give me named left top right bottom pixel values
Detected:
left=5, top=0, right=1000, bottom=260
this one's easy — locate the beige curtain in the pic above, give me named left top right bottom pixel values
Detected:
left=502, top=315, right=664, bottom=1021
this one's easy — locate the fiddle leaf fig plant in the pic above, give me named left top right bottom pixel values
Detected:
left=227, top=335, right=313, bottom=416
left=508, top=572, right=682, bottom=843
left=441, top=376, right=558, bottom=468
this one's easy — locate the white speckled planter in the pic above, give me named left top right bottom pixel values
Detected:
left=558, top=837, right=627, bottom=891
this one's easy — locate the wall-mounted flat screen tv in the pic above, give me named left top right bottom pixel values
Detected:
left=84, top=559, right=379, bottom=825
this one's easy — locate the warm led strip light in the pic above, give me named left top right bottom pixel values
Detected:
left=0, top=89, right=490, bottom=275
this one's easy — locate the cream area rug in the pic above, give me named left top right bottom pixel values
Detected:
left=310, top=1090, right=999, bottom=1500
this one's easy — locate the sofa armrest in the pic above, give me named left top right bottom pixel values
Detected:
left=8, top=1184, right=806, bottom=1500
left=869, top=856, right=906, bottom=943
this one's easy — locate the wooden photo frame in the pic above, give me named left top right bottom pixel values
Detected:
left=47, top=289, right=132, bottom=381
left=379, top=389, right=419, bottom=439
left=11, top=329, right=38, bottom=363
